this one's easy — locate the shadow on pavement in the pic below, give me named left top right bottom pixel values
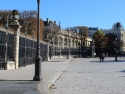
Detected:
left=0, top=79, right=33, bottom=81
left=48, top=61, right=62, bottom=62
left=90, top=59, right=125, bottom=63
left=119, top=70, right=125, bottom=73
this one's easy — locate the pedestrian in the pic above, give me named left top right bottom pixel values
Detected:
left=99, top=54, right=102, bottom=62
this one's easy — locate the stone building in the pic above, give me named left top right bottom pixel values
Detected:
left=88, top=22, right=125, bottom=51
left=43, top=18, right=92, bottom=58
left=88, top=27, right=98, bottom=39
left=101, top=22, right=125, bottom=51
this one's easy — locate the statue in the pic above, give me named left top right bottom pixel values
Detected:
left=9, top=10, right=21, bottom=30
left=12, top=10, right=19, bottom=20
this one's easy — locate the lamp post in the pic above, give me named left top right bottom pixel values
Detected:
left=67, top=28, right=70, bottom=59
left=114, top=38, right=118, bottom=61
left=91, top=39, right=95, bottom=58
left=33, top=0, right=42, bottom=81
left=81, top=35, right=83, bottom=58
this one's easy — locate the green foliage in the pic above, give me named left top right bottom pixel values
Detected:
left=94, top=30, right=104, bottom=36
left=93, top=31, right=107, bottom=48
left=105, top=33, right=117, bottom=50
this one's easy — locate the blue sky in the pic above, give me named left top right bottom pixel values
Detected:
left=1, top=0, right=125, bottom=29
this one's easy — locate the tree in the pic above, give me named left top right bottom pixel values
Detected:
left=105, top=33, right=117, bottom=48
left=0, top=10, right=13, bottom=27
left=94, top=30, right=104, bottom=35
left=105, top=33, right=120, bottom=56
left=43, top=25, right=60, bottom=42
left=93, top=30, right=108, bottom=54
left=73, top=26, right=88, bottom=47
left=0, top=10, right=44, bottom=40
left=94, top=34, right=107, bottom=48
left=19, top=11, right=44, bottom=40
left=74, top=26, right=88, bottom=37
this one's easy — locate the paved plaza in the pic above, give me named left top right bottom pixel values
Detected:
left=0, top=58, right=70, bottom=94
left=0, top=57, right=125, bottom=94
left=52, top=57, right=125, bottom=94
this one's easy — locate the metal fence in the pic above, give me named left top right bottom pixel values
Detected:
left=0, top=30, right=14, bottom=69
left=19, top=36, right=47, bottom=67
left=51, top=46, right=91, bottom=58
left=0, top=29, right=48, bottom=69
left=40, top=42, right=47, bottom=61
left=19, top=37, right=35, bottom=67
left=0, top=28, right=92, bottom=69
left=52, top=46, right=91, bottom=58
left=0, top=30, right=6, bottom=69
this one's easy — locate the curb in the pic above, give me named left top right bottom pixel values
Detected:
left=43, top=72, right=62, bottom=94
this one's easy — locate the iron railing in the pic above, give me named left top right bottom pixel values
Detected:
left=0, top=30, right=6, bottom=69
left=0, top=30, right=14, bottom=69
left=19, top=36, right=48, bottom=67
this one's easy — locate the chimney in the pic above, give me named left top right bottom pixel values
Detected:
left=47, top=18, right=49, bottom=25
left=54, top=21, right=56, bottom=25
left=59, top=21, right=61, bottom=28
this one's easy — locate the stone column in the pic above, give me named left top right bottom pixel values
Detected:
left=13, top=26, right=21, bottom=68
left=9, top=10, right=22, bottom=69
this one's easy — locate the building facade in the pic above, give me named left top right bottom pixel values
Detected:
left=88, top=27, right=98, bottom=39
left=101, top=22, right=125, bottom=51
left=88, top=22, right=125, bottom=51
left=43, top=18, right=92, bottom=58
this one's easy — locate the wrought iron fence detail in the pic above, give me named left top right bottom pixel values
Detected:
left=7, top=33, right=14, bottom=60
left=19, top=37, right=25, bottom=67
left=19, top=36, right=48, bottom=67
left=0, top=30, right=6, bottom=69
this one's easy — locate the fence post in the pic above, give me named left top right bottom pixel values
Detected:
left=9, top=10, right=22, bottom=69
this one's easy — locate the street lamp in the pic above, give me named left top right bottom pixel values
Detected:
left=33, top=0, right=42, bottom=81
left=81, top=35, right=84, bottom=58
left=114, top=38, right=118, bottom=61
left=67, top=28, right=70, bottom=59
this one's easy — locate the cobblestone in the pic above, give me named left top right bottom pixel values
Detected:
left=53, top=57, right=125, bottom=94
